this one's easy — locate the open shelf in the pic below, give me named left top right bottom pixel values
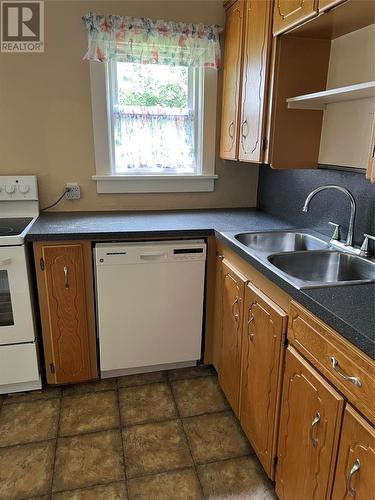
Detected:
left=286, top=81, right=375, bottom=110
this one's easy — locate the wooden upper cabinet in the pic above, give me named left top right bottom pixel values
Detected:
left=273, top=0, right=318, bottom=35
left=218, top=259, right=247, bottom=417
left=240, top=283, right=287, bottom=479
left=220, top=0, right=245, bottom=160
left=332, top=405, right=375, bottom=499
left=239, top=0, right=273, bottom=162
left=276, top=347, right=344, bottom=500
left=34, top=241, right=97, bottom=385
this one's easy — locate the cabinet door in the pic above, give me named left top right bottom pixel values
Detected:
left=276, top=347, right=344, bottom=500
left=240, top=283, right=287, bottom=479
left=34, top=242, right=97, bottom=385
left=239, top=0, right=272, bottom=163
left=220, top=0, right=245, bottom=160
left=219, top=260, right=247, bottom=416
left=332, top=405, right=375, bottom=499
left=273, top=0, right=318, bottom=36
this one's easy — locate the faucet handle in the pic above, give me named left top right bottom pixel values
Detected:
left=328, top=221, right=341, bottom=241
left=360, top=233, right=375, bottom=258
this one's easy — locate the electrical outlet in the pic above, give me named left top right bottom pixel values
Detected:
left=65, top=183, right=81, bottom=200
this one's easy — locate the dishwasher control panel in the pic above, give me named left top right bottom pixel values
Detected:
left=95, top=240, right=206, bottom=265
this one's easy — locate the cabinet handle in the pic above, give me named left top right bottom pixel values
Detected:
left=63, top=266, right=69, bottom=288
left=216, top=253, right=224, bottom=261
left=231, top=296, right=239, bottom=322
left=248, top=310, right=255, bottom=341
left=228, top=121, right=235, bottom=139
left=347, top=458, right=361, bottom=498
left=330, top=357, right=362, bottom=387
left=309, top=412, right=321, bottom=448
left=241, top=119, right=248, bottom=140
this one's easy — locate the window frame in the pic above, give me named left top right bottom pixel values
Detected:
left=90, top=61, right=218, bottom=193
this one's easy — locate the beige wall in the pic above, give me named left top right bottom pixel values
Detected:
left=0, top=0, right=258, bottom=211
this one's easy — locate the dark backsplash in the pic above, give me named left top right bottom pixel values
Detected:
left=257, top=165, right=375, bottom=247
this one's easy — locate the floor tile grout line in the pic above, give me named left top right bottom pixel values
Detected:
left=167, top=378, right=206, bottom=500
left=116, top=376, right=131, bottom=500
left=0, top=436, right=57, bottom=451
left=47, top=479, right=128, bottom=497
left=2, top=394, right=62, bottom=406
left=49, top=391, right=63, bottom=497
left=126, top=464, right=204, bottom=482
left=193, top=452, right=254, bottom=468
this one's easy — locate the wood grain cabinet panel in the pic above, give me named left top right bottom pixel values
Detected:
left=319, top=0, right=347, bottom=13
left=332, top=405, right=375, bottom=499
left=220, top=0, right=245, bottom=160
left=273, top=0, right=318, bottom=35
left=239, top=0, right=273, bottom=162
left=218, top=260, right=247, bottom=417
left=276, top=346, right=344, bottom=500
left=239, top=283, right=287, bottom=479
left=34, top=241, right=97, bottom=385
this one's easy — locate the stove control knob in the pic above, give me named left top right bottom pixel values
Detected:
left=5, top=184, right=16, bottom=194
left=19, top=184, right=30, bottom=194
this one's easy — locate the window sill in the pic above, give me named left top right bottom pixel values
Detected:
left=92, top=174, right=218, bottom=193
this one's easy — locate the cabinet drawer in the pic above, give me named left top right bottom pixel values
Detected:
left=289, top=301, right=375, bottom=424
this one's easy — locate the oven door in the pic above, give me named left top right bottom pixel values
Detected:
left=0, top=245, right=35, bottom=345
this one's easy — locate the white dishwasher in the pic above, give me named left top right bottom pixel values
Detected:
left=94, top=240, right=206, bottom=377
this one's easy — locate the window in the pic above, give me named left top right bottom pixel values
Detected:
left=110, top=62, right=197, bottom=175
left=90, top=62, right=218, bottom=193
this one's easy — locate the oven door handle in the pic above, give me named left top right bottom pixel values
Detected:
left=0, top=258, right=12, bottom=267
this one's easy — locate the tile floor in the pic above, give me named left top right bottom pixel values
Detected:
left=0, top=365, right=277, bottom=500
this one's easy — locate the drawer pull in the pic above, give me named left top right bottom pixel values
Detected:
left=347, top=458, right=361, bottom=497
left=248, top=311, right=255, bottom=341
left=231, top=297, right=239, bottom=322
left=63, top=266, right=69, bottom=289
left=228, top=121, right=235, bottom=139
left=330, top=357, right=362, bottom=387
left=309, top=412, right=321, bottom=448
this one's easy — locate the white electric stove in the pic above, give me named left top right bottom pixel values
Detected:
left=0, top=175, right=41, bottom=393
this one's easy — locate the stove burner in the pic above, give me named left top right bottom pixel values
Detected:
left=0, top=218, right=33, bottom=239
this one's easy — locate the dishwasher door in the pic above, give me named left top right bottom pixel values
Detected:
left=94, top=240, right=206, bottom=377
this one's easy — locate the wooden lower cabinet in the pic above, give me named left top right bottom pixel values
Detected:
left=34, top=241, right=98, bottom=385
left=239, top=282, right=287, bottom=479
left=332, top=405, right=375, bottom=499
left=218, top=259, right=247, bottom=417
left=276, top=346, right=344, bottom=500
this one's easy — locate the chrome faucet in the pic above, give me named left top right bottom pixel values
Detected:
left=302, top=185, right=356, bottom=247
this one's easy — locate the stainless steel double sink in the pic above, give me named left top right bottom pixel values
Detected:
left=233, top=231, right=375, bottom=289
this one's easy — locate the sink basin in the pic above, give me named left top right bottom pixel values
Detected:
left=235, top=231, right=329, bottom=253
left=268, top=251, right=375, bottom=285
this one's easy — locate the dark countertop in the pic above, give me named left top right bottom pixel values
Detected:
left=27, top=208, right=375, bottom=359
left=26, top=208, right=294, bottom=240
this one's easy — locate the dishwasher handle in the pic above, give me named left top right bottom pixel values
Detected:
left=139, top=252, right=167, bottom=261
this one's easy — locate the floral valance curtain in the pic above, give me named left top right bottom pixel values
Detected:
left=82, top=12, right=222, bottom=68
